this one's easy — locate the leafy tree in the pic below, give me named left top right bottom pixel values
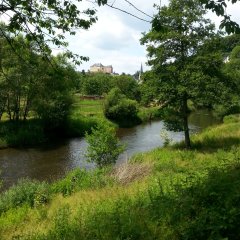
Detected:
left=33, top=55, right=76, bottom=130
left=139, top=71, right=160, bottom=106
left=200, top=0, right=240, bottom=34
left=0, top=35, right=41, bottom=121
left=141, top=0, right=227, bottom=148
left=0, top=34, right=76, bottom=128
left=113, top=75, right=140, bottom=100
left=0, top=0, right=107, bottom=63
left=215, top=45, right=240, bottom=116
left=85, top=121, right=124, bottom=168
left=81, top=73, right=113, bottom=95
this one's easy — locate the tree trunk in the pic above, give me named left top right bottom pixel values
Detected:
left=183, top=97, right=191, bottom=148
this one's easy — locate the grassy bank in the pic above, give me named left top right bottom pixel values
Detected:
left=0, top=114, right=239, bottom=239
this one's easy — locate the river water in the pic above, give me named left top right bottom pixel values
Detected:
left=0, top=110, right=220, bottom=190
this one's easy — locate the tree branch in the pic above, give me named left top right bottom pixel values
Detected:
left=0, top=4, right=13, bottom=12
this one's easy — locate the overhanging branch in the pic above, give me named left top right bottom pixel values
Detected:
left=0, top=4, right=13, bottom=12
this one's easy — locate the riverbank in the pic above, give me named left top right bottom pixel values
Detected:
left=0, top=99, right=162, bottom=149
left=0, top=114, right=239, bottom=239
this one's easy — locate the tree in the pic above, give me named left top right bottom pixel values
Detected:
left=85, top=121, right=124, bottom=168
left=0, top=35, right=41, bottom=121
left=200, top=0, right=240, bottom=34
left=0, top=0, right=107, bottom=63
left=113, top=75, right=140, bottom=100
left=215, top=45, right=240, bottom=116
left=141, top=0, right=226, bottom=148
left=33, top=54, right=76, bottom=130
left=0, top=34, right=76, bottom=127
left=81, top=73, right=113, bottom=95
left=139, top=70, right=160, bottom=106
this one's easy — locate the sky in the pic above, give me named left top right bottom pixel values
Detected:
left=51, top=0, right=240, bottom=74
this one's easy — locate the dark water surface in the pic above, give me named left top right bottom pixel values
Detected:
left=0, top=110, right=220, bottom=190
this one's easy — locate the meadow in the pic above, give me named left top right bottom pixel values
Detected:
left=0, top=114, right=239, bottom=239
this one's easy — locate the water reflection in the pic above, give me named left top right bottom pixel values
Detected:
left=0, top=110, right=220, bottom=190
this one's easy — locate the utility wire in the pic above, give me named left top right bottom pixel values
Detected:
left=87, top=0, right=153, bottom=23
left=106, top=3, right=151, bottom=23
left=123, top=0, right=153, bottom=19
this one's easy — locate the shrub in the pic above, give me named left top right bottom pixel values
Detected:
left=85, top=121, right=124, bottom=168
left=223, top=114, right=240, bottom=124
left=0, top=120, right=46, bottom=147
left=0, top=179, right=50, bottom=215
left=35, top=94, right=73, bottom=131
left=51, top=168, right=113, bottom=196
left=104, top=88, right=139, bottom=122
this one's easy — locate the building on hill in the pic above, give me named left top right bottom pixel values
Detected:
left=90, top=63, right=113, bottom=74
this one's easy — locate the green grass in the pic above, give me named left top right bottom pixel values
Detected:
left=0, top=115, right=239, bottom=239
left=71, top=99, right=104, bottom=118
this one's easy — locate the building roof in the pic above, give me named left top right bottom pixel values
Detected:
left=91, top=63, right=104, bottom=67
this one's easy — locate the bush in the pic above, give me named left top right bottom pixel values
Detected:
left=0, top=120, right=46, bottom=147
left=35, top=94, right=73, bottom=131
left=85, top=121, right=124, bottom=168
left=104, top=88, right=139, bottom=123
left=223, top=114, right=240, bottom=124
left=0, top=179, right=50, bottom=215
left=51, top=168, right=113, bottom=196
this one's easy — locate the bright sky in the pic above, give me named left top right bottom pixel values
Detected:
left=2, top=0, right=238, bottom=75
left=66, top=0, right=163, bottom=74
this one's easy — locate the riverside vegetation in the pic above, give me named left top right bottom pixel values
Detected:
left=0, top=94, right=162, bottom=149
left=0, top=114, right=239, bottom=239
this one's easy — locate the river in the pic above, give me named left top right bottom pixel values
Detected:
left=0, top=110, right=220, bottom=190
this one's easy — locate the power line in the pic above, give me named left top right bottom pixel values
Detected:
left=106, top=3, right=151, bottom=23
left=123, top=0, right=153, bottom=19
left=87, top=0, right=153, bottom=23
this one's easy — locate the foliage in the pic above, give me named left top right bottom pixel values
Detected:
left=137, top=106, right=162, bottom=122
left=0, top=120, right=45, bottom=147
left=114, top=74, right=140, bottom=100
left=0, top=35, right=76, bottom=124
left=160, top=129, right=173, bottom=146
left=0, top=179, right=50, bottom=215
left=200, top=0, right=240, bottom=34
left=141, top=0, right=230, bottom=148
left=139, top=70, right=160, bottom=106
left=80, top=73, right=114, bottom=95
left=104, top=88, right=139, bottom=124
left=35, top=93, right=73, bottom=131
left=0, top=34, right=80, bottom=145
left=214, top=45, right=240, bottom=118
left=0, top=0, right=107, bottom=64
left=78, top=73, right=140, bottom=101
left=51, top=168, right=113, bottom=196
left=85, top=121, right=124, bottom=168
left=223, top=114, right=240, bottom=123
